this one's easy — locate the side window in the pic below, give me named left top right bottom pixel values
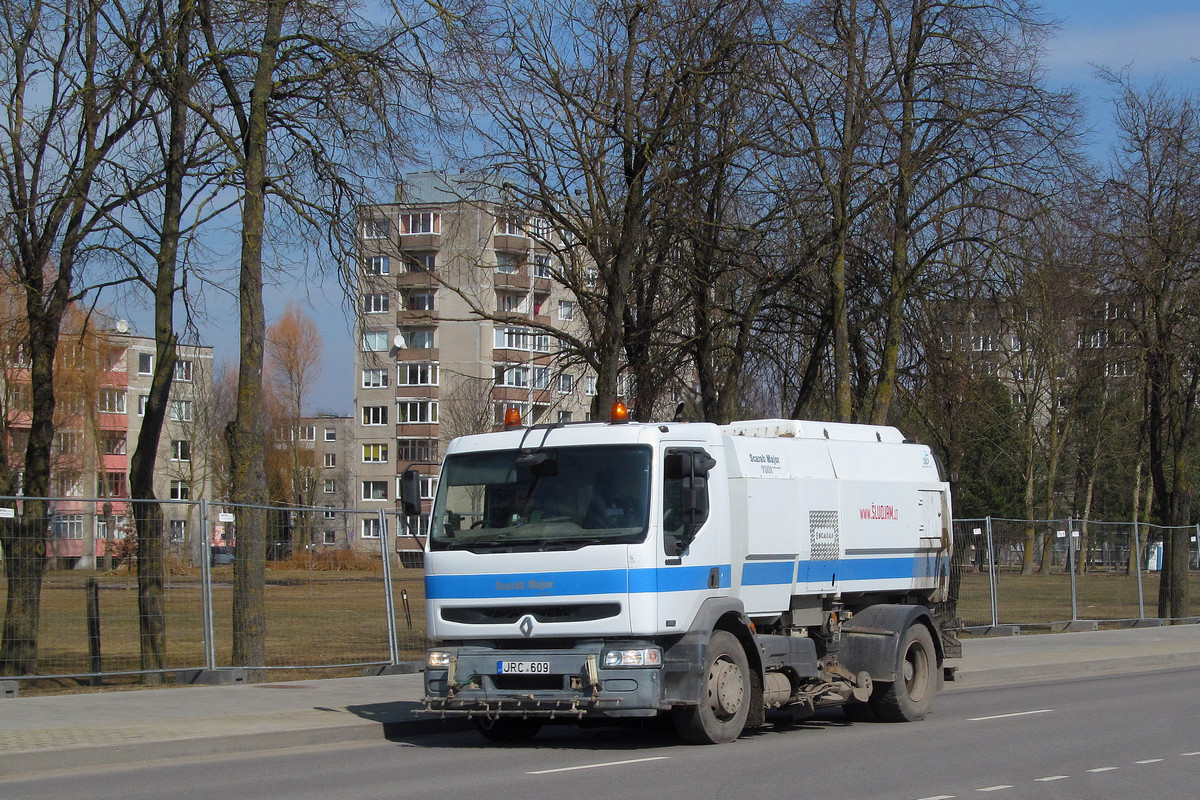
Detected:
left=662, top=448, right=714, bottom=556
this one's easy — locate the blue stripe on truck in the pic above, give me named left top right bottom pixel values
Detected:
left=426, top=556, right=944, bottom=600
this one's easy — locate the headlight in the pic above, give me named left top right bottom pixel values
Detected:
left=427, top=650, right=454, bottom=669
left=602, top=647, right=662, bottom=668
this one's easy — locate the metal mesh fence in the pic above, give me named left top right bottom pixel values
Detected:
left=953, top=517, right=1200, bottom=629
left=0, top=497, right=431, bottom=685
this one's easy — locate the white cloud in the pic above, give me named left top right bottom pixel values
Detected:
left=1046, top=12, right=1200, bottom=82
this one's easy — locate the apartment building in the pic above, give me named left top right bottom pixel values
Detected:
left=1, top=321, right=214, bottom=569
left=354, top=172, right=595, bottom=547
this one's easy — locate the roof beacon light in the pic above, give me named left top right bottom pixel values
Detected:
left=610, top=400, right=629, bottom=423
left=504, top=407, right=523, bottom=429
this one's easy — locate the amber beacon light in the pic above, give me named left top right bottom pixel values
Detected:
left=610, top=400, right=629, bottom=423
left=504, top=407, right=523, bottom=428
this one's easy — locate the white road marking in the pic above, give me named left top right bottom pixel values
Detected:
left=527, top=756, right=670, bottom=775
left=976, top=786, right=1013, bottom=792
left=1087, top=767, right=1119, bottom=773
left=915, top=795, right=955, bottom=800
left=1036, top=776, right=1070, bottom=782
left=968, top=709, right=1053, bottom=722
left=1135, top=759, right=1164, bottom=764
left=1182, top=752, right=1200, bottom=757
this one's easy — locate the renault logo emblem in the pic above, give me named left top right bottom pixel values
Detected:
left=519, top=615, right=534, bottom=637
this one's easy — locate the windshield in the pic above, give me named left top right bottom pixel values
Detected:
left=430, top=444, right=651, bottom=552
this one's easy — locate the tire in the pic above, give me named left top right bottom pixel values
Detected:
left=871, top=624, right=937, bottom=722
left=673, top=630, right=751, bottom=744
left=475, top=716, right=543, bottom=742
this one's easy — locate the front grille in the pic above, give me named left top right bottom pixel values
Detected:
left=442, top=603, right=620, bottom=625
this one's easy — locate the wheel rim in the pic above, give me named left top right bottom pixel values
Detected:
left=707, top=654, right=745, bottom=719
left=903, top=639, right=930, bottom=703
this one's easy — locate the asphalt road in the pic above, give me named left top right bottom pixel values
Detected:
left=3, top=665, right=1197, bottom=800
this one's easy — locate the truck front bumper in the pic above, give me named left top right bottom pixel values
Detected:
left=421, top=641, right=668, bottom=719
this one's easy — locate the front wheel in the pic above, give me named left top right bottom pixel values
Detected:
left=871, top=624, right=937, bottom=722
left=673, top=630, right=751, bottom=744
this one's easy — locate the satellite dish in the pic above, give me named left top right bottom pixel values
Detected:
left=393, top=334, right=405, bottom=349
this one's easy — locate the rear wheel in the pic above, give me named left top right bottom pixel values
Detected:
left=673, top=630, right=751, bottom=744
left=871, top=624, right=937, bottom=722
left=475, top=716, right=543, bottom=742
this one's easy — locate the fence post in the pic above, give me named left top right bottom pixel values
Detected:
left=985, top=516, right=999, bottom=628
left=1068, top=517, right=1078, bottom=623
left=199, top=498, right=216, bottom=671
left=1132, top=519, right=1145, bottom=620
left=378, top=509, right=399, bottom=665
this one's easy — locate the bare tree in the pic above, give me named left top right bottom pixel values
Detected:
left=0, top=0, right=154, bottom=674
left=1096, top=75, right=1200, bottom=619
left=193, top=0, right=432, bottom=667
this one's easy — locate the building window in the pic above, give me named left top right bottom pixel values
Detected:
left=363, top=217, right=390, bottom=239
left=403, top=253, right=435, bottom=272
left=298, top=426, right=315, bottom=442
left=496, top=252, right=520, bottom=274
left=496, top=365, right=530, bottom=388
left=496, top=214, right=525, bottom=236
left=98, top=389, right=126, bottom=414
left=175, top=360, right=193, bottom=382
left=101, top=432, right=126, bottom=455
left=324, top=427, right=337, bottom=442
left=138, top=352, right=153, bottom=375
left=100, top=471, right=128, bottom=498
left=365, top=255, right=390, bottom=275
left=398, top=400, right=438, bottom=423
left=324, top=453, right=337, bottom=468
left=396, top=439, right=437, bottom=462
left=169, top=399, right=194, bottom=422
left=170, top=480, right=191, bottom=500
left=558, top=410, right=573, bottom=423
left=362, top=443, right=389, bottom=463
left=498, top=292, right=522, bottom=313
left=323, top=530, right=337, bottom=545
left=362, top=406, right=388, bottom=425
left=397, top=329, right=434, bottom=349
left=53, top=514, right=84, bottom=539
left=533, top=366, right=550, bottom=390
left=405, top=290, right=436, bottom=311
left=558, top=373, right=573, bottom=394
left=362, top=517, right=383, bottom=538
left=363, top=293, right=390, bottom=314
left=362, top=480, right=388, bottom=501
left=362, top=331, right=389, bottom=351
left=529, top=218, right=552, bottom=240
left=399, top=212, right=440, bottom=235
left=559, top=300, right=574, bottom=321
left=169, top=519, right=187, bottom=541
left=398, top=363, right=438, bottom=386
left=362, top=368, right=389, bottom=388
left=56, top=430, right=82, bottom=455
left=171, top=440, right=191, bottom=462
left=533, top=253, right=553, bottom=278
left=138, top=394, right=149, bottom=416
left=323, top=479, right=336, bottom=494
left=323, top=505, right=336, bottom=519
left=585, top=376, right=597, bottom=396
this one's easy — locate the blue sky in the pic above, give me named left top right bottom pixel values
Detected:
left=153, top=2, right=1200, bottom=416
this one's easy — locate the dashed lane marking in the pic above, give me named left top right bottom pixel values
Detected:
left=1136, top=758, right=1164, bottom=764
left=1035, top=776, right=1070, bottom=782
left=976, top=786, right=1012, bottom=792
left=968, top=709, right=1053, bottom=722
left=1087, top=767, right=1119, bottom=773
left=527, top=756, right=670, bottom=775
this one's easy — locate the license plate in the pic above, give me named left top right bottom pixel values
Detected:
left=497, top=660, right=551, bottom=674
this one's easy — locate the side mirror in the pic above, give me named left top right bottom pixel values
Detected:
left=399, top=469, right=422, bottom=517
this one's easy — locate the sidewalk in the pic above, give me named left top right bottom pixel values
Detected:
left=2, top=625, right=1199, bottom=778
